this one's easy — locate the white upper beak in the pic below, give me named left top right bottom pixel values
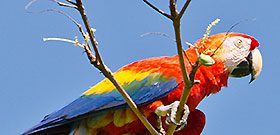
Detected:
left=249, top=48, right=263, bottom=83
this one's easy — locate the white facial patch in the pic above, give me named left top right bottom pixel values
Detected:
left=221, top=36, right=252, bottom=72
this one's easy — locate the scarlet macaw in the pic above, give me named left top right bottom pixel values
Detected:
left=24, top=32, right=262, bottom=135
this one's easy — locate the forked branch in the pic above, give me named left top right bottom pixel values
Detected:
left=143, top=0, right=195, bottom=134
left=143, top=0, right=172, bottom=19
left=52, top=0, right=77, bottom=9
left=43, top=0, right=196, bottom=134
left=74, top=0, right=159, bottom=134
left=177, top=0, right=192, bottom=20
left=47, top=0, right=159, bottom=134
left=167, top=0, right=195, bottom=134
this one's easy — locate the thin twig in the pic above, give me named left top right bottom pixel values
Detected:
left=143, top=0, right=173, bottom=19
left=166, top=20, right=193, bottom=135
left=166, top=0, right=195, bottom=134
left=43, top=37, right=84, bottom=48
left=75, top=0, right=102, bottom=64
left=141, top=0, right=195, bottom=134
left=66, top=0, right=77, bottom=5
left=39, top=8, right=88, bottom=41
left=74, top=0, right=159, bottom=134
left=24, top=0, right=83, bottom=36
left=52, top=0, right=78, bottom=9
left=48, top=1, right=87, bottom=39
left=53, top=8, right=87, bottom=39
left=177, top=0, right=191, bottom=20
left=83, top=43, right=97, bottom=64
left=43, top=37, right=77, bottom=44
left=43, top=9, right=78, bottom=26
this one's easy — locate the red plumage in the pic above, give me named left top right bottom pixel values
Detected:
left=25, top=33, right=261, bottom=135
left=90, top=46, right=229, bottom=134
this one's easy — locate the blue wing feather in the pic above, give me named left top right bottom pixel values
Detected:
left=24, top=74, right=179, bottom=135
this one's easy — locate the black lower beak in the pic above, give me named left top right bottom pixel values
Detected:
left=230, top=48, right=262, bottom=83
left=246, top=52, right=255, bottom=83
left=230, top=52, right=253, bottom=80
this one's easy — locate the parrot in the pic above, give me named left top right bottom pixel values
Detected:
left=24, top=32, right=262, bottom=135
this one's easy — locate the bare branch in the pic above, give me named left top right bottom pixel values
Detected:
left=25, top=0, right=85, bottom=38
left=75, top=0, right=102, bottom=64
left=166, top=20, right=193, bottom=135
left=44, top=9, right=78, bottom=26
left=177, top=0, right=192, bottom=19
left=139, top=0, right=195, bottom=134
left=74, top=0, right=159, bottom=134
left=43, top=37, right=84, bottom=48
left=166, top=0, right=196, bottom=134
left=52, top=0, right=78, bottom=9
left=25, top=0, right=78, bottom=10
left=66, top=0, right=77, bottom=5
left=169, top=0, right=178, bottom=18
left=83, top=44, right=97, bottom=64
left=143, top=0, right=173, bottom=20
left=40, top=8, right=88, bottom=41
left=43, top=37, right=77, bottom=44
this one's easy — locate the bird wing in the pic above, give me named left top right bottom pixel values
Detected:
left=25, top=57, right=181, bottom=134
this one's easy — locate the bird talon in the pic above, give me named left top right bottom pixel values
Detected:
left=155, top=101, right=190, bottom=131
left=157, top=116, right=166, bottom=134
left=170, top=117, right=181, bottom=126
left=165, top=116, right=170, bottom=125
left=175, top=122, right=187, bottom=132
left=194, top=79, right=201, bottom=84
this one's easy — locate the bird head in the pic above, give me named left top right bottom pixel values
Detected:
left=194, top=32, right=262, bottom=83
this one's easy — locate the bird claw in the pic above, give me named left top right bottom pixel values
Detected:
left=194, top=79, right=201, bottom=84
left=155, top=101, right=190, bottom=132
left=157, top=116, right=166, bottom=135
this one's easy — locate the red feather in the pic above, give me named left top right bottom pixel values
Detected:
left=27, top=33, right=258, bottom=135
left=94, top=45, right=229, bottom=134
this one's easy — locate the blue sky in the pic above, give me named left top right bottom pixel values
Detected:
left=0, top=0, right=279, bottom=134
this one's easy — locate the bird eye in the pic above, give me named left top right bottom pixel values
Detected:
left=234, top=39, right=243, bottom=48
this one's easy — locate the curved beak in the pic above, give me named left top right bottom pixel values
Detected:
left=230, top=48, right=263, bottom=83
left=248, top=48, right=263, bottom=83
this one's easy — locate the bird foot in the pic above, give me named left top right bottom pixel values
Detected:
left=155, top=101, right=190, bottom=132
